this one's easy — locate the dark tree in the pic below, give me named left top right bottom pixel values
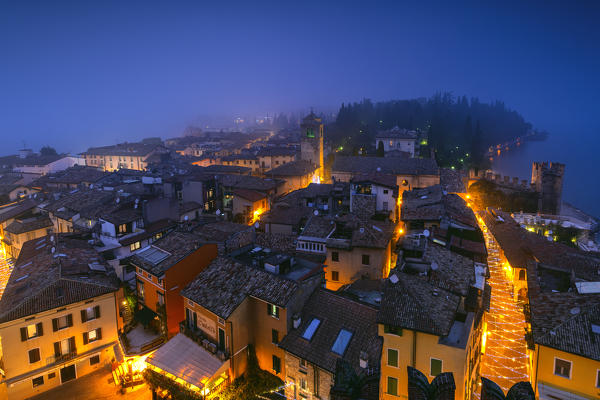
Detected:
left=40, top=146, right=58, bottom=156
left=376, top=140, right=384, bottom=157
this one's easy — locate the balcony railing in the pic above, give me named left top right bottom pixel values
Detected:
left=179, top=321, right=229, bottom=361
left=46, top=351, right=77, bottom=366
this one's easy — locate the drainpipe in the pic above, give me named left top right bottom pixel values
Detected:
left=533, top=344, right=539, bottom=398
left=412, top=331, right=417, bottom=367
left=228, top=321, right=234, bottom=378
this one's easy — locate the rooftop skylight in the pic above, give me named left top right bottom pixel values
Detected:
left=302, top=318, right=321, bottom=341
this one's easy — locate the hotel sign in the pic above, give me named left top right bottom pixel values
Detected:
left=197, top=313, right=217, bottom=338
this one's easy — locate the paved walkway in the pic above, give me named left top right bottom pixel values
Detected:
left=476, top=218, right=529, bottom=395
left=28, top=365, right=151, bottom=400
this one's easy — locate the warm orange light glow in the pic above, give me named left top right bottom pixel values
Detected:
left=466, top=194, right=471, bottom=199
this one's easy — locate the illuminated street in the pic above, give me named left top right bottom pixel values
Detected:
left=476, top=216, right=529, bottom=395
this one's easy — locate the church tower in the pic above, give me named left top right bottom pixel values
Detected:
left=300, top=112, right=324, bottom=181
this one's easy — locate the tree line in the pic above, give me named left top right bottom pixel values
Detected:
left=328, top=93, right=532, bottom=169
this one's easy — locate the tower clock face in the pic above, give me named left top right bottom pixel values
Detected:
left=306, top=128, right=315, bottom=138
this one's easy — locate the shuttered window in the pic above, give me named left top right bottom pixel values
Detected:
left=28, top=348, right=41, bottom=364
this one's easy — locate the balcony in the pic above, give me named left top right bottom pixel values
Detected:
left=179, top=321, right=229, bottom=362
left=46, top=351, right=77, bottom=366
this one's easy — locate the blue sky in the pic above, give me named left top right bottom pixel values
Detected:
left=1, top=0, right=599, bottom=154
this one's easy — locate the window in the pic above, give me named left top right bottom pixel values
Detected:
left=299, top=358, right=308, bottom=371
left=52, top=314, right=73, bottom=331
left=138, top=281, right=145, bottom=302
left=84, top=328, right=102, bottom=344
left=21, top=323, right=43, bottom=341
left=267, top=303, right=279, bottom=319
left=302, top=318, right=321, bottom=341
left=48, top=372, right=56, bottom=379
left=272, top=355, right=281, bottom=374
left=384, top=325, right=403, bottom=336
left=554, top=358, right=571, bottom=378
left=271, top=329, right=279, bottom=344
left=387, top=349, right=398, bottom=367
left=118, top=224, right=127, bottom=233
left=387, top=376, right=398, bottom=396
left=383, top=201, right=388, bottom=210
left=596, top=370, right=600, bottom=388
left=157, top=291, right=165, bottom=306
left=81, top=306, right=100, bottom=322
left=332, top=329, right=353, bottom=355
left=32, top=376, right=44, bottom=387
left=90, top=355, right=100, bottom=365
left=299, top=377, right=307, bottom=390
left=29, top=348, right=41, bottom=364
left=130, top=241, right=141, bottom=251
left=54, top=337, right=76, bottom=356
left=519, top=269, right=526, bottom=281
left=331, top=271, right=339, bottom=282
left=430, top=358, right=442, bottom=376
left=331, top=251, right=339, bottom=262
left=362, top=254, right=370, bottom=265
left=383, top=189, right=389, bottom=194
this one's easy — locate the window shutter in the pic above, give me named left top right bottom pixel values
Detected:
left=96, top=328, right=102, bottom=340
left=267, top=303, right=270, bottom=315
left=36, top=322, right=43, bottom=336
left=83, top=332, right=89, bottom=345
left=20, top=327, right=27, bottom=342
left=52, top=318, right=59, bottom=332
left=81, top=309, right=87, bottom=323
left=275, top=306, right=279, bottom=319
left=67, top=314, right=73, bottom=327
left=94, top=306, right=100, bottom=319
left=68, top=336, right=76, bottom=353
left=54, top=342, right=61, bottom=357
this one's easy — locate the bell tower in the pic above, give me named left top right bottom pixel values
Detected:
left=300, top=112, right=324, bottom=180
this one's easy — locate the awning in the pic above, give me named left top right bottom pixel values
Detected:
left=145, top=333, right=229, bottom=389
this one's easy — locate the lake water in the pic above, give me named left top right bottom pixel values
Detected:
left=491, top=130, right=599, bottom=219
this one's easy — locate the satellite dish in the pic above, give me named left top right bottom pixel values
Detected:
left=50, top=236, right=55, bottom=242
left=216, top=209, right=221, bottom=215
left=431, top=262, right=439, bottom=271
left=51, top=247, right=56, bottom=254
left=376, top=167, right=381, bottom=172
left=254, top=222, right=259, bottom=229
left=389, top=274, right=399, bottom=284
left=313, top=210, right=319, bottom=216
left=184, top=215, right=189, bottom=221
left=423, top=229, right=430, bottom=238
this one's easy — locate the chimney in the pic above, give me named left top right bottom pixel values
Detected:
left=359, top=351, right=368, bottom=369
left=293, top=314, right=301, bottom=329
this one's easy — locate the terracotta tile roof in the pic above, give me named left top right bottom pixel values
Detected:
left=218, top=174, right=283, bottom=192
left=5, top=216, right=53, bottom=234
left=377, top=272, right=460, bottom=336
left=233, top=188, right=266, bottom=203
left=130, top=231, right=209, bottom=276
left=82, top=142, right=163, bottom=157
left=181, top=257, right=299, bottom=319
left=192, top=221, right=254, bottom=243
left=440, top=168, right=466, bottom=193
left=0, top=235, right=119, bottom=323
left=401, top=186, right=477, bottom=227
left=278, top=288, right=381, bottom=374
left=266, top=160, right=316, bottom=177
left=527, top=261, right=600, bottom=361
left=301, top=215, right=336, bottom=238
left=420, top=243, right=475, bottom=297
left=375, top=127, right=417, bottom=140
left=333, top=156, right=438, bottom=176
left=0, top=199, right=38, bottom=224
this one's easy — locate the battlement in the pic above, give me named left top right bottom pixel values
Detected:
left=468, top=169, right=534, bottom=190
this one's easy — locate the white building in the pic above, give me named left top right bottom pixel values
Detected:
left=374, top=126, right=417, bottom=157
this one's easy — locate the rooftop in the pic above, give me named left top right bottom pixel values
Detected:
left=279, top=288, right=381, bottom=374
left=375, top=126, right=417, bottom=140
left=131, top=231, right=208, bottom=276
left=181, top=257, right=300, bottom=319
left=5, top=215, right=53, bottom=235
left=266, top=160, right=316, bottom=177
left=377, top=272, right=460, bottom=337
left=333, top=156, right=439, bottom=176
left=0, top=235, right=119, bottom=323
left=83, top=141, right=163, bottom=157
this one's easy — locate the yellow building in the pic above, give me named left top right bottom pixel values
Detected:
left=525, top=261, right=600, bottom=400
left=0, top=235, right=122, bottom=400
left=3, top=216, right=53, bottom=259
left=378, top=260, right=487, bottom=400
left=81, top=141, right=167, bottom=172
left=177, top=256, right=322, bottom=385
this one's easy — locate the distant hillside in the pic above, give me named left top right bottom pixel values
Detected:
left=328, top=93, right=532, bottom=168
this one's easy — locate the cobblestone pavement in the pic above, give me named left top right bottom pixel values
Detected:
left=28, top=366, right=152, bottom=400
